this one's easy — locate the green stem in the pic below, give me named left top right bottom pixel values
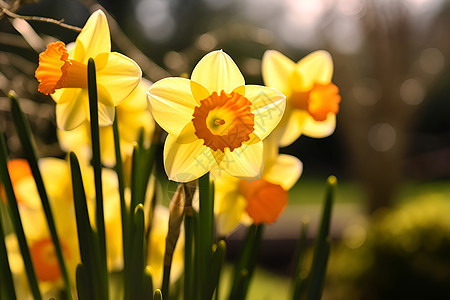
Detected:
left=0, top=197, right=16, bottom=300
left=306, top=176, right=336, bottom=300
left=184, top=207, right=194, bottom=300
left=112, top=108, right=129, bottom=287
left=198, top=172, right=214, bottom=299
left=70, top=152, right=103, bottom=299
left=229, top=224, right=264, bottom=300
left=8, top=91, right=72, bottom=299
left=0, top=128, right=41, bottom=300
left=291, top=217, right=310, bottom=300
left=87, top=58, right=109, bottom=299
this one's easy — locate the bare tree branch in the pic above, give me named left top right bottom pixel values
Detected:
left=77, top=1, right=172, bottom=81
left=1, top=7, right=82, bottom=32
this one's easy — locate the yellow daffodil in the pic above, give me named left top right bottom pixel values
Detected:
left=35, top=10, right=142, bottom=131
left=3, top=157, right=128, bottom=297
left=5, top=158, right=80, bottom=297
left=57, top=79, right=155, bottom=167
left=262, top=50, right=341, bottom=147
left=212, top=134, right=303, bottom=236
left=147, top=50, right=286, bottom=182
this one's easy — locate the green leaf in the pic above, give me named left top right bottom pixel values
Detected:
left=198, top=172, right=214, bottom=299
left=75, top=264, right=89, bottom=300
left=128, top=204, right=146, bottom=299
left=0, top=127, right=41, bottom=300
left=153, top=289, right=163, bottom=300
left=183, top=188, right=195, bottom=300
left=87, top=59, right=109, bottom=300
left=8, top=90, right=72, bottom=299
left=306, top=176, right=337, bottom=300
left=229, top=224, right=264, bottom=300
left=0, top=198, right=16, bottom=300
left=70, top=152, right=103, bottom=299
left=291, top=217, right=310, bottom=300
left=204, top=240, right=226, bottom=299
left=143, top=267, right=154, bottom=300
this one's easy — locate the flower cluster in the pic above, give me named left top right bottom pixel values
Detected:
left=0, top=8, right=342, bottom=299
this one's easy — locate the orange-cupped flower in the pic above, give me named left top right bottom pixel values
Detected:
left=239, top=178, right=287, bottom=224
left=290, top=83, right=341, bottom=122
left=34, top=10, right=142, bottom=131
left=1, top=159, right=32, bottom=204
left=262, top=50, right=341, bottom=146
left=192, top=91, right=254, bottom=151
left=29, top=237, right=70, bottom=282
left=35, top=42, right=88, bottom=95
left=148, top=50, right=286, bottom=182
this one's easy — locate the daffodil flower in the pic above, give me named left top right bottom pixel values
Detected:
left=57, top=79, right=155, bottom=167
left=147, top=50, right=286, bottom=182
left=35, top=10, right=142, bottom=130
left=5, top=158, right=80, bottom=297
left=262, top=50, right=341, bottom=147
left=212, top=134, right=303, bottom=236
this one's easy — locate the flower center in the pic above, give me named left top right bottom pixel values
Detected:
left=192, top=90, right=255, bottom=152
left=1, top=159, right=31, bottom=204
left=238, top=179, right=288, bottom=224
left=35, top=41, right=88, bottom=95
left=290, top=83, right=341, bottom=122
left=30, top=237, right=70, bottom=282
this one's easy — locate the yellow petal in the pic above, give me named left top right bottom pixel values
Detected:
left=119, top=78, right=152, bottom=111
left=216, top=191, right=247, bottom=236
left=190, top=80, right=209, bottom=103
left=302, top=113, right=336, bottom=138
left=262, top=50, right=296, bottom=95
left=277, top=110, right=305, bottom=147
left=99, top=126, right=116, bottom=167
left=263, top=154, right=303, bottom=190
left=176, top=122, right=197, bottom=144
left=246, top=85, right=286, bottom=140
left=220, top=141, right=263, bottom=180
left=97, top=84, right=115, bottom=126
left=296, top=50, right=333, bottom=90
left=191, top=50, right=244, bottom=94
left=73, top=10, right=111, bottom=64
left=95, top=52, right=142, bottom=106
left=118, top=109, right=154, bottom=150
left=147, top=77, right=197, bottom=137
left=56, top=89, right=88, bottom=130
left=262, top=133, right=279, bottom=169
left=57, top=123, right=89, bottom=152
left=39, top=158, right=71, bottom=200
left=164, top=134, right=216, bottom=182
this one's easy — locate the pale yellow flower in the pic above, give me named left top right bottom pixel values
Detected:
left=147, top=50, right=286, bottom=182
left=262, top=50, right=341, bottom=147
left=5, top=158, right=80, bottom=297
left=212, top=134, right=303, bottom=236
left=57, top=79, right=155, bottom=167
left=35, top=10, right=142, bottom=130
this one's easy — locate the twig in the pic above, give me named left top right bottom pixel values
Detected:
left=77, top=0, right=172, bottom=81
left=1, top=7, right=82, bottom=32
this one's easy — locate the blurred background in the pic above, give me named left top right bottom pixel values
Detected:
left=2, top=0, right=450, bottom=298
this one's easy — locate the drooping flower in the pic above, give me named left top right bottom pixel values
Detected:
left=35, top=10, right=142, bottom=130
left=57, top=79, right=155, bottom=167
left=212, top=134, right=303, bottom=236
left=262, top=50, right=341, bottom=147
left=147, top=50, right=286, bottom=182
